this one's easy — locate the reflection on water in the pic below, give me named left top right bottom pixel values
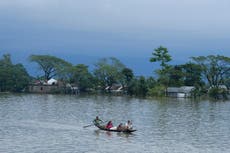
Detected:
left=93, top=129, right=134, bottom=139
left=0, top=94, right=230, bottom=153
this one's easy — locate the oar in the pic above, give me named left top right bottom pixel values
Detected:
left=83, top=120, right=108, bottom=128
left=83, top=123, right=94, bottom=128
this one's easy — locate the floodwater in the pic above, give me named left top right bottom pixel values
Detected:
left=0, top=94, right=230, bottom=153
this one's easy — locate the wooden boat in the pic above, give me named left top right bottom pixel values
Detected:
left=94, top=123, right=137, bottom=133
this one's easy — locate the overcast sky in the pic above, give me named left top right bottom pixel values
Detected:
left=0, top=0, right=230, bottom=75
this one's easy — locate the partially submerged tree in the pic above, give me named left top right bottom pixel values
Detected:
left=181, top=62, right=204, bottom=86
left=71, top=64, right=94, bottom=91
left=167, top=65, right=184, bottom=87
left=191, top=55, right=230, bottom=88
left=0, top=54, right=30, bottom=92
left=127, top=76, right=148, bottom=97
left=93, top=57, right=125, bottom=89
left=30, top=55, right=72, bottom=80
left=121, top=67, right=134, bottom=87
left=191, top=55, right=230, bottom=99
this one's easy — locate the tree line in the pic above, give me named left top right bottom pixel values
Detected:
left=0, top=46, right=229, bottom=99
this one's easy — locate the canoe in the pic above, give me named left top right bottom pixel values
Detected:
left=94, top=123, right=137, bottom=133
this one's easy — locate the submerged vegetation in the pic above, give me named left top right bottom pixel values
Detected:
left=0, top=47, right=229, bottom=100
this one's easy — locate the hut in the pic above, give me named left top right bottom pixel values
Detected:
left=166, top=86, right=195, bottom=98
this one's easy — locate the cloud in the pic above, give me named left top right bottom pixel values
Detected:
left=1, top=0, right=230, bottom=33
left=0, top=0, right=229, bottom=59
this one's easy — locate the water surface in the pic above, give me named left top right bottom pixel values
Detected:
left=0, top=94, right=230, bottom=153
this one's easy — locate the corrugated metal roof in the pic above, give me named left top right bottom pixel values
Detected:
left=167, top=87, right=181, bottom=92
left=167, top=86, right=195, bottom=93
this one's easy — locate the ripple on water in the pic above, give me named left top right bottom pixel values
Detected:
left=1, top=94, right=230, bottom=153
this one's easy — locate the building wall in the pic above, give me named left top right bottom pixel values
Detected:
left=28, top=85, right=61, bottom=93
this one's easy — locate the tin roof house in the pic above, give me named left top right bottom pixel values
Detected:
left=166, top=86, right=195, bottom=98
left=105, top=84, right=123, bottom=94
left=29, top=78, right=62, bottom=93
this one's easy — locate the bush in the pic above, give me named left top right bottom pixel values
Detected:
left=208, top=87, right=228, bottom=100
left=147, top=85, right=165, bottom=97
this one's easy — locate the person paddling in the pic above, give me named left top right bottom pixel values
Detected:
left=93, top=116, right=103, bottom=125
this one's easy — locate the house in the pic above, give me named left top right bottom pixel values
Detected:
left=28, top=78, right=63, bottom=93
left=105, top=84, right=123, bottom=94
left=47, top=78, right=58, bottom=85
left=166, top=86, right=195, bottom=98
left=66, top=83, right=79, bottom=94
left=208, top=85, right=228, bottom=91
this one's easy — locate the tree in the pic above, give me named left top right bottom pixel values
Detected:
left=0, top=54, right=30, bottom=92
left=121, top=67, right=134, bottom=87
left=191, top=55, right=230, bottom=88
left=0, top=54, right=13, bottom=91
left=150, top=46, right=172, bottom=68
left=128, top=76, right=148, bottom=97
left=181, top=62, right=204, bottom=86
left=167, top=65, right=184, bottom=87
left=11, top=64, right=30, bottom=92
left=93, top=57, right=125, bottom=90
left=137, top=76, right=148, bottom=96
left=146, top=76, right=166, bottom=97
left=30, top=55, right=72, bottom=80
left=71, top=64, right=94, bottom=92
left=150, top=46, right=172, bottom=86
left=225, top=70, right=230, bottom=88
left=146, top=76, right=156, bottom=89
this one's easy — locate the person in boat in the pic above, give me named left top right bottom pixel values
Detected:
left=105, top=121, right=113, bottom=129
left=93, top=116, right=103, bottom=125
left=125, top=120, right=133, bottom=129
left=117, top=123, right=124, bottom=131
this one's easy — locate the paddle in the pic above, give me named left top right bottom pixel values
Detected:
left=83, top=123, right=94, bottom=128
left=83, top=120, right=108, bottom=128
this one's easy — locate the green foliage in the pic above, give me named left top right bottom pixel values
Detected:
left=0, top=50, right=228, bottom=100
left=167, top=65, right=184, bottom=87
left=147, top=85, right=165, bottom=97
left=127, top=76, right=148, bottom=97
left=225, top=75, right=230, bottom=89
left=181, top=62, right=204, bottom=86
left=0, top=54, right=30, bottom=92
left=191, top=55, right=230, bottom=88
left=146, top=77, right=156, bottom=89
left=137, top=76, right=148, bottom=96
left=71, top=64, right=94, bottom=92
left=208, top=87, right=228, bottom=100
left=155, top=66, right=171, bottom=87
left=150, top=46, right=172, bottom=68
left=189, top=84, right=207, bottom=98
left=12, top=64, right=31, bottom=92
left=121, top=67, right=134, bottom=87
left=93, top=57, right=125, bottom=89
left=150, top=46, right=172, bottom=87
left=126, top=78, right=138, bottom=95
left=30, top=54, right=72, bottom=80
